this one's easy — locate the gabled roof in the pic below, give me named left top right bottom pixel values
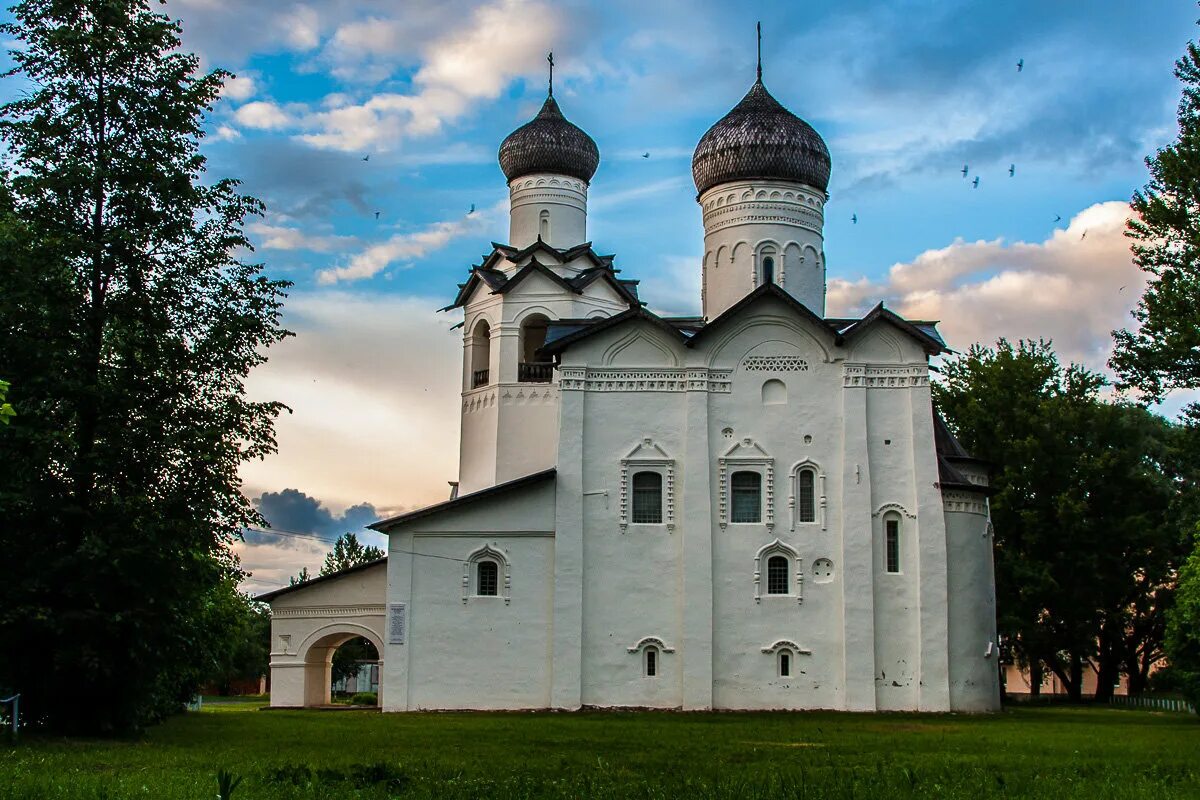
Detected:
left=933, top=412, right=994, bottom=495
left=685, top=283, right=835, bottom=348
left=541, top=306, right=688, bottom=356
left=493, top=257, right=577, bottom=295
left=254, top=557, right=387, bottom=603
left=839, top=302, right=947, bottom=355
left=369, top=469, right=557, bottom=532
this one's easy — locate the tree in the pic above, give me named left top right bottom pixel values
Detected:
left=203, top=586, right=270, bottom=696
left=935, top=340, right=1184, bottom=701
left=1165, top=531, right=1200, bottom=708
left=0, top=0, right=289, bottom=733
left=0, top=379, right=13, bottom=425
left=1110, top=33, right=1200, bottom=400
left=320, top=533, right=385, bottom=577
left=289, top=566, right=311, bottom=586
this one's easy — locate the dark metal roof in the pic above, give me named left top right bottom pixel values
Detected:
left=498, top=95, right=599, bottom=184
left=839, top=302, right=947, bottom=355
left=369, top=469, right=557, bottom=531
left=933, top=412, right=994, bottom=495
left=254, top=557, right=387, bottom=603
left=686, top=283, right=835, bottom=348
left=692, top=79, right=831, bottom=195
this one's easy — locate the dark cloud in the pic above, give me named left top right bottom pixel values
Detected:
left=248, top=488, right=380, bottom=545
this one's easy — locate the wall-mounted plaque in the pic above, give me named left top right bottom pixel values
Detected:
left=388, top=603, right=407, bottom=645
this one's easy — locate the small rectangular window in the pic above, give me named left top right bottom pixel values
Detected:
left=798, top=469, right=816, bottom=523
left=779, top=652, right=791, bottom=678
left=730, top=471, right=762, bottom=523
left=885, top=520, right=900, bottom=573
left=478, top=560, right=499, bottom=595
left=766, top=555, right=789, bottom=595
left=631, top=471, right=663, bottom=524
left=645, top=648, right=657, bottom=677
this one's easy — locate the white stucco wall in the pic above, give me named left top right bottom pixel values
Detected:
left=700, top=180, right=826, bottom=318
left=266, top=562, right=387, bottom=708
left=509, top=173, right=587, bottom=249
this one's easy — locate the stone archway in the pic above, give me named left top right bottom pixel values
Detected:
left=298, top=623, right=385, bottom=707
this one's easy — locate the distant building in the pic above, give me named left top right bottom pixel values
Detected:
left=262, top=55, right=1001, bottom=713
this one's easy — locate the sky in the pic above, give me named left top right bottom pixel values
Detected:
left=17, top=0, right=1199, bottom=593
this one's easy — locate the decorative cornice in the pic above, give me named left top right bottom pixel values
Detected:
left=843, top=364, right=930, bottom=389
left=942, top=491, right=988, bottom=516
left=272, top=605, right=385, bottom=619
left=743, top=355, right=809, bottom=372
left=627, top=636, right=675, bottom=653
left=559, top=367, right=732, bottom=393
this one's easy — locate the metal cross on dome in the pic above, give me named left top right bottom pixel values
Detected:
left=547, top=51, right=554, bottom=97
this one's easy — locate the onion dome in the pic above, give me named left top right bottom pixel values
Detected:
left=691, top=79, right=831, bottom=195
left=498, top=95, right=600, bottom=184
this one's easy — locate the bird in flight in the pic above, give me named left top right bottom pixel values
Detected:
left=972, top=176, right=980, bottom=189
left=468, top=204, right=475, bottom=215
left=1081, top=230, right=1088, bottom=240
left=362, top=154, right=370, bottom=162
left=1017, top=58, right=1024, bottom=72
left=1119, top=285, right=1126, bottom=292
left=961, top=164, right=969, bottom=178
left=1054, top=215, right=1062, bottom=222
left=642, top=152, right=650, bottom=159
left=851, top=213, right=857, bottom=224
left=374, top=211, right=380, bottom=220
left=1008, top=164, right=1015, bottom=177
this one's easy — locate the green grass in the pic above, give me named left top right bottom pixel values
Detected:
left=2, top=704, right=1197, bottom=799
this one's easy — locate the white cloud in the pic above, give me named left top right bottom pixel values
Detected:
left=222, top=73, right=257, bottom=101
left=249, top=223, right=358, bottom=253
left=234, top=101, right=294, bottom=130
left=239, top=291, right=464, bottom=522
left=317, top=201, right=502, bottom=284
left=211, top=124, right=241, bottom=141
left=827, top=201, right=1141, bottom=371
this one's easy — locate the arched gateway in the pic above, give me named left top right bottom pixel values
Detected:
left=256, top=559, right=387, bottom=708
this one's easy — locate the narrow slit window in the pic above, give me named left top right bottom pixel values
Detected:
left=762, top=256, right=775, bottom=285
left=885, top=519, right=900, bottom=574
left=631, top=471, right=663, bottom=524
left=766, top=555, right=789, bottom=595
left=730, top=471, right=762, bottom=523
left=645, top=647, right=658, bottom=677
left=798, top=469, right=816, bottom=523
left=779, top=651, right=791, bottom=678
left=477, top=560, right=499, bottom=595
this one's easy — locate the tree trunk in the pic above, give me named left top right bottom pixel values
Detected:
left=1029, top=658, right=1043, bottom=697
left=1068, top=652, right=1084, bottom=702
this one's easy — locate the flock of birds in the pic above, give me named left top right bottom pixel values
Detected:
left=352, top=57, right=1085, bottom=237
left=847, top=57, right=1076, bottom=235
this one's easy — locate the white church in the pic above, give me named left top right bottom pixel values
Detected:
left=260, top=58, right=1002, bottom=713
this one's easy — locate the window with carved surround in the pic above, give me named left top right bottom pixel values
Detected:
left=718, top=438, right=774, bottom=530
left=619, top=439, right=675, bottom=532
left=754, top=540, right=802, bottom=604
left=627, top=636, right=674, bottom=678
left=789, top=460, right=827, bottom=530
left=463, top=545, right=511, bottom=604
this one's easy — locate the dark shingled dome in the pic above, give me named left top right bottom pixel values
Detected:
left=692, top=79, right=831, bottom=195
left=498, top=96, right=600, bottom=184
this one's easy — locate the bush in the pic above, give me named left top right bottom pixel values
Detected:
left=350, top=692, right=377, bottom=706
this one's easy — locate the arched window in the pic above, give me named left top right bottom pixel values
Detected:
left=766, top=554, right=789, bottom=594
left=731, top=471, right=762, bottom=523
left=762, top=379, right=786, bottom=405
left=631, top=471, right=663, bottom=524
left=778, top=649, right=792, bottom=678
left=644, top=646, right=659, bottom=677
left=761, top=256, right=775, bottom=285
left=518, top=313, right=552, bottom=383
left=470, top=319, right=491, bottom=388
left=797, top=469, right=816, bottom=523
left=477, top=560, right=499, bottom=596
left=885, top=516, right=901, bottom=573
left=539, top=209, right=550, bottom=241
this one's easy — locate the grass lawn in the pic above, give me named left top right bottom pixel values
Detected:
left=1, top=704, right=1197, bottom=799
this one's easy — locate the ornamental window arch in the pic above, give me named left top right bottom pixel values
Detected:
left=619, top=438, right=676, bottom=532
left=753, top=539, right=803, bottom=604
left=788, top=459, right=827, bottom=530
left=755, top=240, right=781, bottom=287
left=462, top=544, right=511, bottom=604
left=718, top=438, right=774, bottom=530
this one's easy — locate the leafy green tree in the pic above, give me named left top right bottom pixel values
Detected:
left=1110, top=33, right=1200, bottom=400
left=1165, top=531, right=1200, bottom=707
left=0, top=379, right=13, bottom=425
left=320, top=533, right=385, bottom=577
left=289, top=566, right=311, bottom=586
left=0, top=0, right=289, bottom=733
left=936, top=340, right=1183, bottom=701
left=203, top=584, right=270, bottom=696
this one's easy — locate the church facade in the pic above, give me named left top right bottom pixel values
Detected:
left=332, top=67, right=999, bottom=713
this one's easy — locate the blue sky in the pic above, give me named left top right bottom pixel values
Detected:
left=12, top=0, right=1197, bottom=590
